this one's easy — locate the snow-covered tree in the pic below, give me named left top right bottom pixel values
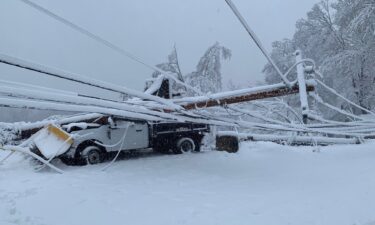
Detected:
left=330, top=0, right=375, bottom=111
left=264, top=0, right=375, bottom=118
left=185, top=42, right=232, bottom=94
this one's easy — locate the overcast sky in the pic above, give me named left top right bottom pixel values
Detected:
left=0, top=0, right=318, bottom=98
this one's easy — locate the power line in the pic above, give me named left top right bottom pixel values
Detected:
left=224, top=0, right=293, bottom=88
left=18, top=0, right=166, bottom=75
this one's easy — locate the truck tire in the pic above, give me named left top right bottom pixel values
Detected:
left=82, top=146, right=104, bottom=165
left=173, top=137, right=196, bottom=154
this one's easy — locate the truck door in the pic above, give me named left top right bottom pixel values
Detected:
left=109, top=120, right=149, bottom=151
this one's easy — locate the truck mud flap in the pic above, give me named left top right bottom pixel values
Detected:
left=216, top=135, right=239, bottom=153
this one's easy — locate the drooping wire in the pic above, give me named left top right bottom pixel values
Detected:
left=101, top=123, right=130, bottom=171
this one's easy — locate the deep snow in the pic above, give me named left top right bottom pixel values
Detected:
left=1, top=141, right=375, bottom=225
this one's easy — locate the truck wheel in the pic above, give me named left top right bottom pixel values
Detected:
left=173, top=138, right=196, bottom=154
left=82, top=146, right=104, bottom=165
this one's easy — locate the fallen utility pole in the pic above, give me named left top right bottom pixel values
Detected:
left=182, top=84, right=315, bottom=110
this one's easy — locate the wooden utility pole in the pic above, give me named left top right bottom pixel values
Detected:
left=295, top=50, right=309, bottom=124
left=182, top=84, right=315, bottom=111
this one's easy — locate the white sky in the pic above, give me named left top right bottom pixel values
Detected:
left=0, top=0, right=318, bottom=98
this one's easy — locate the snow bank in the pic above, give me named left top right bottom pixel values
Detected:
left=1, top=141, right=375, bottom=225
left=0, top=123, right=18, bottom=145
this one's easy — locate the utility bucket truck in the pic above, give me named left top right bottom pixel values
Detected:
left=30, top=117, right=210, bottom=166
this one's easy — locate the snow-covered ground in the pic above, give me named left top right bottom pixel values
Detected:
left=1, top=141, right=375, bottom=225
